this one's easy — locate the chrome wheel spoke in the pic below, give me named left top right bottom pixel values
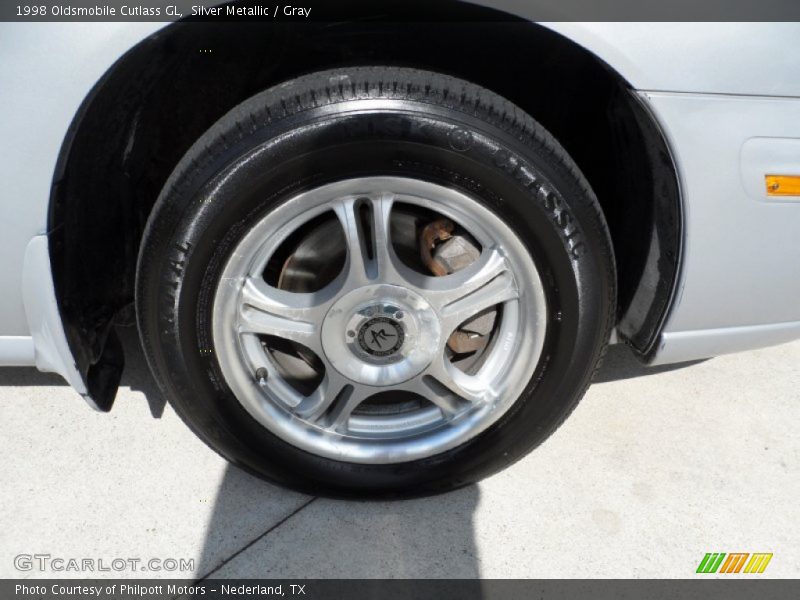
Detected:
left=324, top=384, right=374, bottom=433
left=334, top=193, right=398, bottom=288
left=238, top=277, right=328, bottom=352
left=295, top=368, right=349, bottom=422
left=369, top=361, right=490, bottom=421
left=297, top=367, right=377, bottom=434
left=424, top=358, right=493, bottom=408
left=414, top=374, right=467, bottom=419
left=432, top=248, right=519, bottom=335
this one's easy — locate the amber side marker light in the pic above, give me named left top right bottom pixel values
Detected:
left=766, top=175, right=800, bottom=196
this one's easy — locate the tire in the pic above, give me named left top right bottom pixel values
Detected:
left=136, top=66, right=615, bottom=497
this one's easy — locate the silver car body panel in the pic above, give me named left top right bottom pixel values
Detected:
left=21, top=235, right=89, bottom=395
left=539, top=22, right=800, bottom=97
left=1, top=20, right=800, bottom=390
left=642, top=91, right=800, bottom=363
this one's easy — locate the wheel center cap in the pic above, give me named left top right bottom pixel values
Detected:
left=321, top=284, right=442, bottom=386
left=357, top=316, right=405, bottom=357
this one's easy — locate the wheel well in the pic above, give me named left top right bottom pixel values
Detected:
left=49, top=7, right=681, bottom=407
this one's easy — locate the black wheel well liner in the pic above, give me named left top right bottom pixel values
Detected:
left=48, top=5, right=682, bottom=408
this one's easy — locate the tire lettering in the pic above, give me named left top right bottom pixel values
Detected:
left=479, top=149, right=588, bottom=262
left=570, top=242, right=586, bottom=260
left=540, top=187, right=584, bottom=261
left=555, top=209, right=571, bottom=230
left=543, top=190, right=560, bottom=212
left=168, top=259, right=185, bottom=277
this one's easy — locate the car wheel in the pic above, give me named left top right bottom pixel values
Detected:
left=136, top=66, right=615, bottom=496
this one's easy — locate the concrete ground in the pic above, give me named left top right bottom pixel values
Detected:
left=1, top=328, right=798, bottom=579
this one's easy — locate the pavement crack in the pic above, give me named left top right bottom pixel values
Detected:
left=193, top=496, right=318, bottom=584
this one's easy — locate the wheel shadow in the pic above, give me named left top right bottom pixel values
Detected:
left=115, top=325, right=169, bottom=418
left=193, top=466, right=484, bottom=580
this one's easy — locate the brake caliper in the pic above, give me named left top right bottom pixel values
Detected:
left=419, top=219, right=495, bottom=355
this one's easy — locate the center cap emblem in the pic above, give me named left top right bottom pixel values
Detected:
left=357, top=316, right=405, bottom=357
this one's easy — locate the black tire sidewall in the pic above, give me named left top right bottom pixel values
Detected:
left=138, top=100, right=613, bottom=496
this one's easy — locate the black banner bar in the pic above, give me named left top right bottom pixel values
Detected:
left=3, top=579, right=800, bottom=600
left=2, top=0, right=800, bottom=22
